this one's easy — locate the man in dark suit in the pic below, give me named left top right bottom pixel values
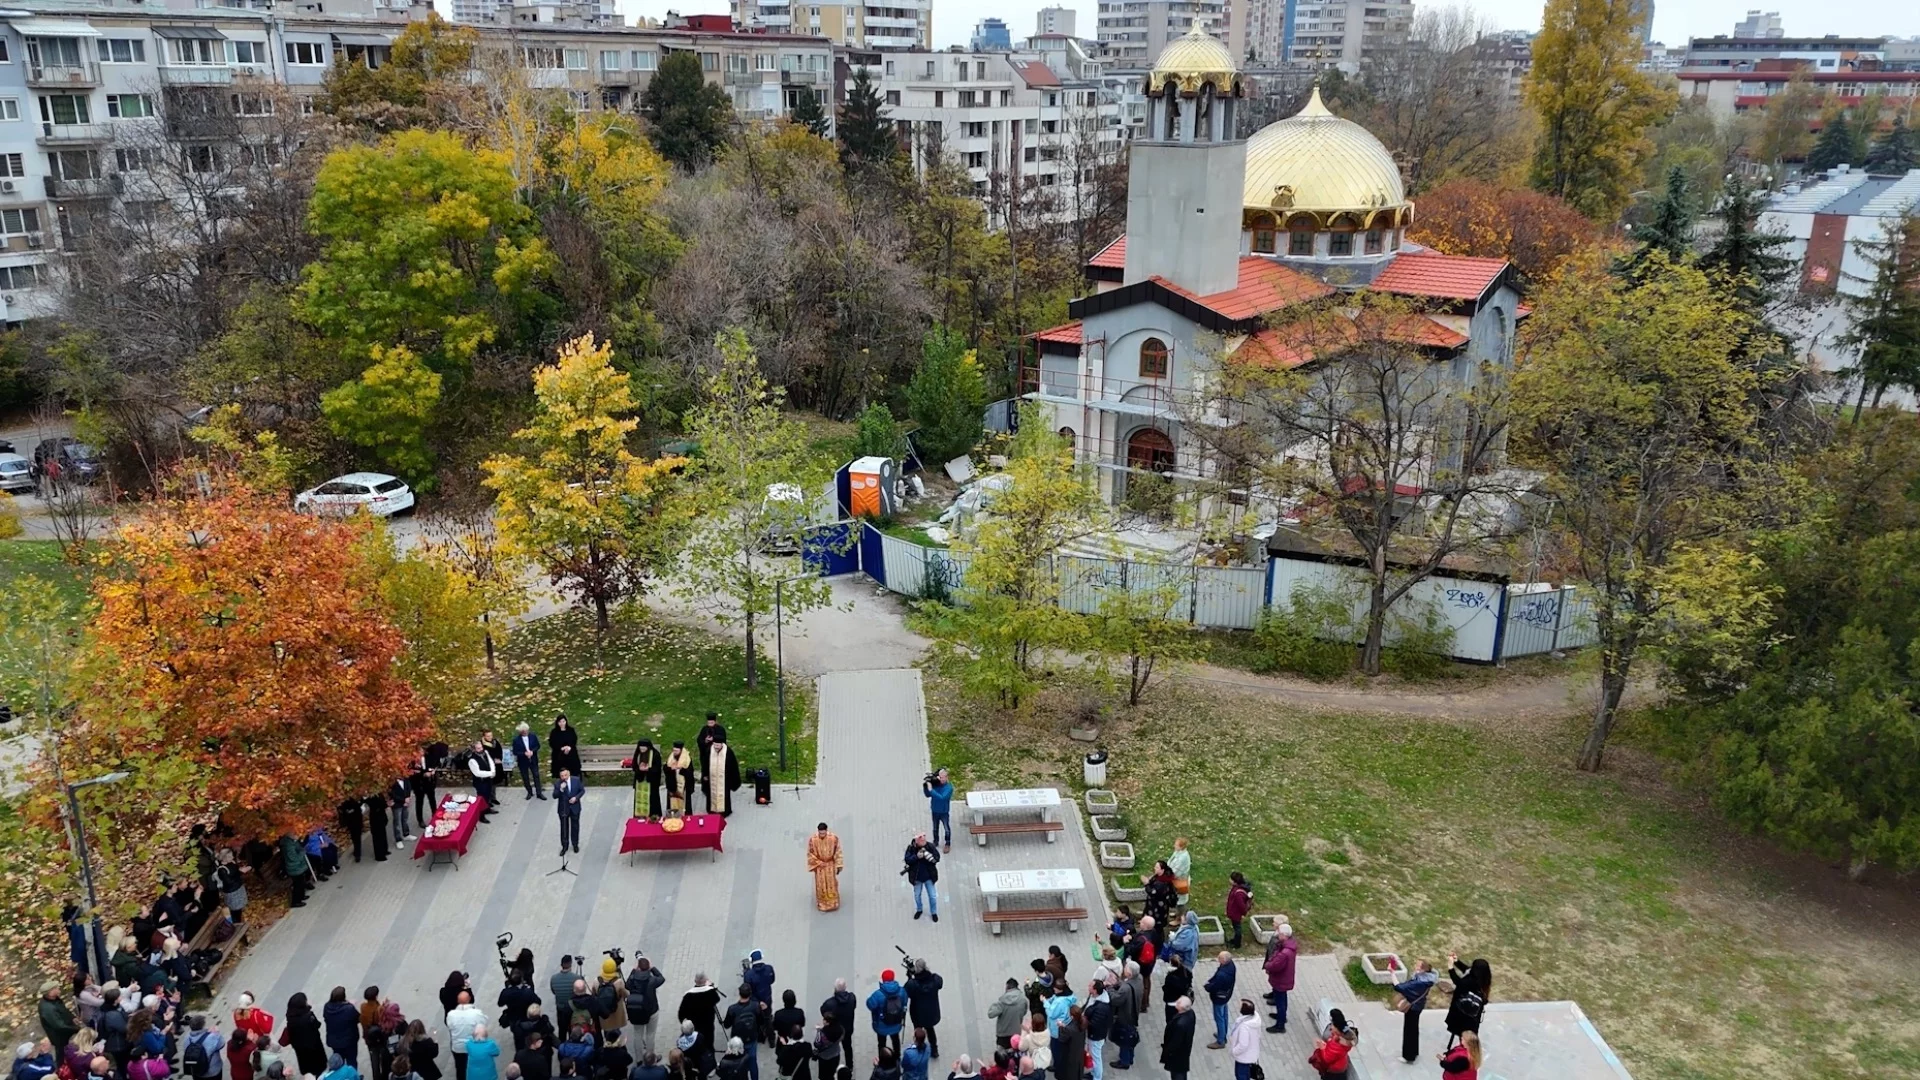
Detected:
left=515, top=724, right=546, bottom=800
left=554, top=769, right=585, bottom=856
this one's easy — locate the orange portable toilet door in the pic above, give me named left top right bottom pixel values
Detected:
left=849, top=473, right=882, bottom=518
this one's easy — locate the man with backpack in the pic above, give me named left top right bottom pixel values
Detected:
left=182, top=1016, right=225, bottom=1080
left=866, top=971, right=908, bottom=1060
left=720, top=987, right=760, bottom=1080
left=625, top=958, right=666, bottom=1055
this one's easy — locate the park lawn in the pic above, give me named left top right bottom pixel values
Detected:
left=923, top=671, right=1920, bottom=1080
left=0, top=539, right=94, bottom=618
left=455, top=607, right=816, bottom=782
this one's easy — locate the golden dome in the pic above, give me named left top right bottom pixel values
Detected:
left=1147, top=25, right=1239, bottom=95
left=1242, top=87, right=1408, bottom=217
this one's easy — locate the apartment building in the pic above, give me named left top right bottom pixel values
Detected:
left=1283, top=0, right=1413, bottom=72
left=1677, top=67, right=1920, bottom=118
left=1681, top=34, right=1888, bottom=73
left=865, top=49, right=1125, bottom=227
left=1733, top=10, right=1784, bottom=39
left=0, top=1, right=834, bottom=323
left=732, top=0, right=930, bottom=50
left=971, top=18, right=1011, bottom=51
left=1096, top=0, right=1225, bottom=68
left=1036, top=6, right=1077, bottom=37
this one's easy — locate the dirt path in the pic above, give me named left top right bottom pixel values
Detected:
left=1177, top=660, right=1636, bottom=721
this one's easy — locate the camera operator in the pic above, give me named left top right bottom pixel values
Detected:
left=901, top=835, right=941, bottom=922
left=920, top=771, right=953, bottom=854
left=498, top=971, right=540, bottom=1033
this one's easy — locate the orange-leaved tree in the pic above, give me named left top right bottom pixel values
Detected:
left=83, top=477, right=432, bottom=838
left=1409, top=179, right=1598, bottom=290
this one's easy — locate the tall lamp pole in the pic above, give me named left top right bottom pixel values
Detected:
left=773, top=572, right=815, bottom=774
left=66, top=771, right=130, bottom=983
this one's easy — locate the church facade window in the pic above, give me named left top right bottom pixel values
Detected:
left=1365, top=229, right=1383, bottom=254
left=1329, top=231, right=1353, bottom=256
left=1253, top=226, right=1276, bottom=253
left=1139, top=337, right=1170, bottom=379
left=1288, top=230, right=1314, bottom=256
left=1058, top=426, right=1076, bottom=447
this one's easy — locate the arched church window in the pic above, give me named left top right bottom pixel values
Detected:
left=1289, top=231, right=1314, bottom=256
left=1058, top=426, right=1076, bottom=448
left=1139, top=337, right=1170, bottom=379
left=1365, top=229, right=1384, bottom=254
left=1329, top=231, right=1354, bottom=257
left=1253, top=224, right=1277, bottom=254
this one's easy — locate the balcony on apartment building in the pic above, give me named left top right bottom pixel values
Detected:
left=864, top=34, right=919, bottom=48
left=36, top=123, right=110, bottom=146
left=44, top=174, right=120, bottom=200
left=26, top=60, right=100, bottom=89
left=158, top=64, right=234, bottom=85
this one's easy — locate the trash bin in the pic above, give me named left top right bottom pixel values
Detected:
left=1083, top=751, right=1108, bottom=787
left=752, top=768, right=772, bottom=805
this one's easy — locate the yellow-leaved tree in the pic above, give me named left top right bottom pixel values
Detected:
left=1524, top=0, right=1677, bottom=219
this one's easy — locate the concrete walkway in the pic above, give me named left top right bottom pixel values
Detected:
left=209, top=668, right=1360, bottom=1080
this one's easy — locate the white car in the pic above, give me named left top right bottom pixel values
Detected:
left=0, top=452, right=31, bottom=494
left=294, top=472, right=416, bottom=517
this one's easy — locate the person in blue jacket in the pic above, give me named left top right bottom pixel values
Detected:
left=920, top=771, right=953, bottom=853
left=865, top=971, right=908, bottom=1061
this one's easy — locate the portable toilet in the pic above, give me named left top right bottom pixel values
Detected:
left=846, top=456, right=898, bottom=519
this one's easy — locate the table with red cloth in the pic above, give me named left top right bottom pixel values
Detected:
left=412, top=795, right=488, bottom=869
left=620, top=815, right=726, bottom=862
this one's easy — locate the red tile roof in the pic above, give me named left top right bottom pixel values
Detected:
left=1234, top=327, right=1318, bottom=369
left=1031, top=321, right=1083, bottom=345
left=1391, top=315, right=1470, bottom=349
left=1013, top=61, right=1062, bottom=87
left=1515, top=303, right=1533, bottom=319
left=1155, top=257, right=1336, bottom=321
left=1231, top=314, right=1465, bottom=369
left=1089, top=235, right=1126, bottom=270
left=1370, top=253, right=1511, bottom=301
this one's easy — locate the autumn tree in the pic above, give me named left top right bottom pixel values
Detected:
left=1755, top=70, right=1818, bottom=170
left=1513, top=253, right=1797, bottom=771
left=299, top=129, right=552, bottom=378
left=484, top=335, right=687, bottom=632
left=362, top=526, right=489, bottom=720
left=838, top=66, right=898, bottom=174
left=1409, top=179, right=1596, bottom=289
left=642, top=50, right=732, bottom=172
left=1087, top=569, right=1198, bottom=706
left=1183, top=293, right=1514, bottom=675
left=1344, top=6, right=1514, bottom=192
left=1525, top=0, right=1676, bottom=218
left=319, top=13, right=476, bottom=132
left=907, top=326, right=987, bottom=463
left=423, top=505, right=530, bottom=673
left=936, top=407, right=1108, bottom=708
left=84, top=478, right=431, bottom=837
left=319, top=344, right=443, bottom=482
left=1840, top=212, right=1920, bottom=412
left=670, top=329, right=836, bottom=687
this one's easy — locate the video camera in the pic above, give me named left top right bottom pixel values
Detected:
left=893, top=945, right=918, bottom=975
left=604, top=947, right=626, bottom=969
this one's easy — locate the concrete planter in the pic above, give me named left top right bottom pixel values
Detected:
left=1100, top=841, right=1136, bottom=870
left=1361, top=952, right=1404, bottom=985
left=1090, top=815, right=1127, bottom=842
left=1249, top=914, right=1289, bottom=944
left=1085, top=789, right=1119, bottom=814
left=1110, top=876, right=1148, bottom=902
left=1196, top=915, right=1226, bottom=946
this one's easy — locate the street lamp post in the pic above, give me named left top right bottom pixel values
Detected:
left=65, top=771, right=129, bottom=983
left=772, top=571, right=818, bottom=774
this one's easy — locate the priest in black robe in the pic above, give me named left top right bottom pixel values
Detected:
left=702, top=740, right=741, bottom=816
left=696, top=712, right=727, bottom=776
left=630, top=738, right=664, bottom=820
left=664, top=741, right=697, bottom=815
left=549, top=713, right=583, bottom=777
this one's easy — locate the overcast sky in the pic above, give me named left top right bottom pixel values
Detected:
left=614, top=0, right=1920, bottom=51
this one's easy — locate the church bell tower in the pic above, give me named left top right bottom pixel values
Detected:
left=1122, top=26, right=1247, bottom=297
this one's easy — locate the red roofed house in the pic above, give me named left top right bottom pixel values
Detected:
left=1027, top=27, right=1521, bottom=508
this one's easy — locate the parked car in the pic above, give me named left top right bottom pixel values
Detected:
left=0, top=452, right=32, bottom=494
left=293, top=472, right=415, bottom=517
left=31, top=438, right=101, bottom=484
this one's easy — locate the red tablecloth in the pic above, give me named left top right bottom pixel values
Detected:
left=620, top=815, right=726, bottom=855
left=412, top=796, right=488, bottom=859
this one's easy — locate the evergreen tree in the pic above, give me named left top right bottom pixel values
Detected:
left=1701, top=176, right=1795, bottom=313
left=788, top=88, right=831, bottom=138
left=1628, top=165, right=1695, bottom=269
left=1805, top=109, right=1855, bottom=173
left=1866, top=114, right=1918, bottom=174
left=642, top=50, right=733, bottom=172
left=837, top=66, right=898, bottom=173
left=907, top=326, right=986, bottom=464
left=1841, top=212, right=1920, bottom=413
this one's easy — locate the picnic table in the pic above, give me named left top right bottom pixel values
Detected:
left=965, top=788, right=1064, bottom=846
left=620, top=815, right=727, bottom=862
left=412, top=795, right=488, bottom=870
left=977, top=867, right=1088, bottom=934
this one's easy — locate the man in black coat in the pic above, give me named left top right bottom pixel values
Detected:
left=678, top=977, right=723, bottom=1061
left=514, top=1006, right=558, bottom=1054
left=721, top=987, right=761, bottom=1080
left=821, top=980, right=856, bottom=1066
left=337, top=799, right=365, bottom=863
left=499, top=977, right=541, bottom=1033
left=1159, top=997, right=1194, bottom=1080
left=364, top=793, right=391, bottom=861
left=904, top=963, right=944, bottom=1057
left=516, top=1031, right=555, bottom=1080
left=625, top=958, right=667, bottom=1055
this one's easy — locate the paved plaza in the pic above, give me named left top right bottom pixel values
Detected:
left=210, top=669, right=1370, bottom=1079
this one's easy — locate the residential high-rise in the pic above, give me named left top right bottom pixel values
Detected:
left=1036, top=5, right=1077, bottom=37
left=733, top=0, right=931, bottom=48
left=1283, top=0, right=1412, bottom=71
left=450, top=0, right=512, bottom=24
left=1244, top=0, right=1285, bottom=61
left=972, top=17, right=1012, bottom=50
left=1096, top=1, right=1227, bottom=68
left=1732, top=10, right=1784, bottom=39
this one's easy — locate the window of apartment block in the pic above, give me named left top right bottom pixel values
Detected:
left=0, top=263, right=44, bottom=290
left=976, top=61, right=985, bottom=79
left=958, top=90, right=974, bottom=107
left=0, top=208, right=41, bottom=237
left=884, top=60, right=895, bottom=75
left=39, top=95, right=90, bottom=126
left=923, top=60, right=935, bottom=77
left=230, top=92, right=274, bottom=116
left=171, top=37, right=223, bottom=64
left=184, top=144, right=223, bottom=174
left=756, top=53, right=775, bottom=70
left=27, top=37, right=84, bottom=68
left=0, top=41, right=8, bottom=62
left=106, top=94, right=156, bottom=119
left=700, top=52, right=718, bottom=71
left=1023, top=146, right=1036, bottom=162
left=48, top=149, right=100, bottom=180
left=115, top=146, right=157, bottom=172
left=1042, top=119, right=1056, bottom=133
left=964, top=151, right=985, bottom=168
left=0, top=154, right=20, bottom=178
left=228, top=40, right=269, bottom=65
left=1024, top=118, right=1036, bottom=134
left=963, top=121, right=985, bottom=137
left=933, top=90, right=942, bottom=106
left=1329, top=231, right=1353, bottom=256
left=0, top=99, right=21, bottom=122
left=1288, top=230, right=1313, bottom=256
left=564, top=49, right=587, bottom=70
left=885, top=90, right=900, bottom=105
left=956, top=62, right=968, bottom=81
left=285, top=41, right=326, bottom=65
left=1000, top=90, right=1010, bottom=106
left=98, top=39, right=146, bottom=64
left=632, top=51, right=657, bottom=70
left=600, top=50, right=622, bottom=70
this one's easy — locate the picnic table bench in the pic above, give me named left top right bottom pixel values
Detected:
left=978, top=868, right=1086, bottom=934
left=965, top=788, right=1062, bottom=846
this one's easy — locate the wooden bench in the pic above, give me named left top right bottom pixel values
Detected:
left=184, top=902, right=247, bottom=996
left=580, top=745, right=630, bottom=774
left=982, top=907, right=1090, bottom=926
left=968, top=820, right=1065, bottom=842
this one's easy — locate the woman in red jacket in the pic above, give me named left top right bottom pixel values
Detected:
left=1439, top=1032, right=1481, bottom=1078
left=1224, top=874, right=1253, bottom=949
left=1306, top=1009, right=1355, bottom=1080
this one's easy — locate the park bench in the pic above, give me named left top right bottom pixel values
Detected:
left=968, top=820, right=1065, bottom=841
left=185, top=902, right=247, bottom=996
left=982, top=907, right=1090, bottom=927
left=580, top=745, right=630, bottom=774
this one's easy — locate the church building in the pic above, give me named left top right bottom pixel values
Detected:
left=1026, top=27, right=1524, bottom=509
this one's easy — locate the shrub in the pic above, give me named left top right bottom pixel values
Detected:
left=851, top=402, right=903, bottom=461
left=1253, top=581, right=1358, bottom=681
left=0, top=492, right=20, bottom=539
left=1381, top=596, right=1457, bottom=681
